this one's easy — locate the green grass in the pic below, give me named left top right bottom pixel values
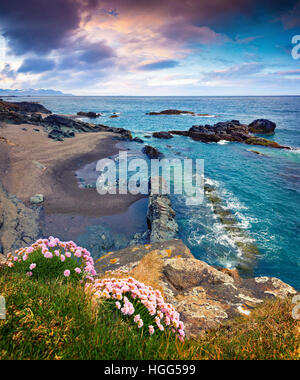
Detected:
left=0, top=268, right=299, bottom=360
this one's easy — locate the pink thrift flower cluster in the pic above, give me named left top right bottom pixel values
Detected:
left=86, top=277, right=185, bottom=341
left=6, top=237, right=96, bottom=280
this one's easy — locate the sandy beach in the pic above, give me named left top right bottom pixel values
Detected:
left=0, top=122, right=143, bottom=217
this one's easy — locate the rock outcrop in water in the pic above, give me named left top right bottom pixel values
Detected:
left=152, top=131, right=174, bottom=139
left=248, top=119, right=276, bottom=135
left=142, top=145, right=164, bottom=159
left=204, top=183, right=259, bottom=275
left=95, top=239, right=297, bottom=338
left=169, top=120, right=290, bottom=149
left=146, top=109, right=214, bottom=116
left=77, top=111, right=101, bottom=118
left=147, top=193, right=179, bottom=243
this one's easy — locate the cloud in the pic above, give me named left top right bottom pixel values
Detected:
left=57, top=38, right=116, bottom=70
left=0, top=63, right=16, bottom=79
left=202, top=62, right=265, bottom=81
left=160, top=22, right=228, bottom=44
left=280, top=0, right=300, bottom=29
left=138, top=60, right=179, bottom=71
left=18, top=57, right=56, bottom=73
left=0, top=0, right=98, bottom=55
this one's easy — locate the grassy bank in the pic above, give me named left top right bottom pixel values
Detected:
left=0, top=268, right=299, bottom=360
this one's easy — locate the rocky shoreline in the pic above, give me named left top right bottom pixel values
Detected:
left=0, top=99, right=298, bottom=340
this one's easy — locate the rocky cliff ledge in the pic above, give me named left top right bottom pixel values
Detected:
left=95, top=239, right=297, bottom=338
left=0, top=184, right=39, bottom=254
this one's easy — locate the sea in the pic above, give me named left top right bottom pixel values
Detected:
left=6, top=96, right=300, bottom=289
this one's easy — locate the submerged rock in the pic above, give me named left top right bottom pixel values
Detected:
left=132, top=137, right=144, bottom=143
left=142, top=145, right=163, bottom=159
left=152, top=131, right=174, bottom=139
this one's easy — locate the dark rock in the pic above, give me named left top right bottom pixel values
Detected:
left=248, top=119, right=276, bottom=135
left=33, top=128, right=40, bottom=132
left=147, top=192, right=179, bottom=243
left=29, top=113, right=43, bottom=123
left=147, top=109, right=195, bottom=115
left=77, top=111, right=101, bottom=118
left=1, top=100, right=51, bottom=114
left=133, top=137, right=144, bottom=143
left=168, top=119, right=290, bottom=149
left=0, top=110, right=29, bottom=124
left=142, top=145, right=163, bottom=159
left=152, top=131, right=174, bottom=139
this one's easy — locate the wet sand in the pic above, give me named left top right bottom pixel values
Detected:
left=0, top=122, right=144, bottom=217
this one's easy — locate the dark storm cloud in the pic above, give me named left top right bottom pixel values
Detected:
left=18, top=57, right=56, bottom=73
left=57, top=39, right=116, bottom=70
left=138, top=60, right=179, bottom=71
left=0, top=0, right=298, bottom=57
left=0, top=0, right=98, bottom=55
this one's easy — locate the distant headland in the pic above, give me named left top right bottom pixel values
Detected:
left=0, top=89, right=74, bottom=97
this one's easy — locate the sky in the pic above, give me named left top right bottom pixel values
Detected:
left=0, top=0, right=300, bottom=96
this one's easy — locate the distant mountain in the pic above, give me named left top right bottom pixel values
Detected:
left=0, top=88, right=73, bottom=97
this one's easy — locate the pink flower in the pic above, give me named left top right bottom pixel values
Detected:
left=134, top=314, right=141, bottom=323
left=149, top=325, right=155, bottom=335
left=64, top=270, right=70, bottom=277
left=54, top=250, right=60, bottom=257
left=60, top=255, right=65, bottom=262
left=75, top=267, right=81, bottom=274
left=29, top=263, right=36, bottom=270
left=23, top=255, right=28, bottom=261
left=137, top=319, right=144, bottom=329
left=44, top=252, right=53, bottom=259
left=26, top=272, right=33, bottom=277
left=115, top=302, right=121, bottom=309
left=65, top=252, right=71, bottom=258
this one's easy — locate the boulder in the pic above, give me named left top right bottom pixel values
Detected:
left=248, top=119, right=276, bottom=135
left=77, top=111, right=101, bottom=118
left=30, top=194, right=44, bottom=204
left=142, top=145, right=163, bottom=159
left=0, top=110, right=29, bottom=124
left=132, top=137, right=144, bottom=143
left=152, top=131, right=174, bottom=139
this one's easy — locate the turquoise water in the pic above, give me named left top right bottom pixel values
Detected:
left=9, top=96, right=300, bottom=289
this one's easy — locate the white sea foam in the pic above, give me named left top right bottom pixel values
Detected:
left=217, top=140, right=229, bottom=145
